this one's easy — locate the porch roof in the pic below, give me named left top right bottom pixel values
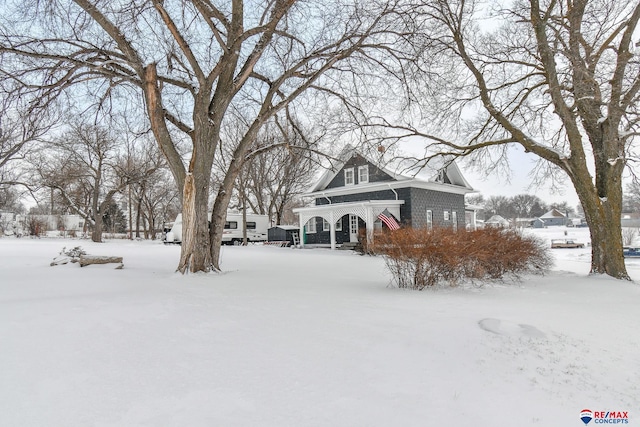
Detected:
left=293, top=199, right=404, bottom=222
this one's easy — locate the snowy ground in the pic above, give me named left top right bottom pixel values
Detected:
left=1, top=227, right=639, bottom=427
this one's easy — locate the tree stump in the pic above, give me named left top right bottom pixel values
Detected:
left=79, top=255, right=124, bottom=269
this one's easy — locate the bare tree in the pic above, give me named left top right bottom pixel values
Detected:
left=32, top=124, right=131, bottom=242
left=374, top=0, right=640, bottom=279
left=623, top=180, right=640, bottom=213
left=119, top=137, right=168, bottom=239
left=0, top=100, right=54, bottom=207
left=511, top=194, right=547, bottom=218
left=236, top=118, right=317, bottom=225
left=140, top=171, right=181, bottom=239
left=1, top=1, right=408, bottom=273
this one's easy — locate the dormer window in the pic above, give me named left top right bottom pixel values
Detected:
left=344, top=168, right=355, bottom=186
left=358, top=165, right=369, bottom=184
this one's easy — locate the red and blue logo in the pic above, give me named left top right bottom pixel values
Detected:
left=581, top=409, right=593, bottom=425
left=580, top=409, right=629, bottom=424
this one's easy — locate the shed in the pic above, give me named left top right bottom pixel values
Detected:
left=267, top=225, right=299, bottom=246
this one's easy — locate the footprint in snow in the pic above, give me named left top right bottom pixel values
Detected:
left=478, top=318, right=546, bottom=338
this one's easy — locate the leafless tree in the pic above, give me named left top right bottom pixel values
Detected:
left=139, top=171, right=181, bottom=239
left=236, top=118, right=318, bottom=224
left=119, top=137, right=169, bottom=239
left=31, top=123, right=134, bottom=242
left=511, top=194, right=547, bottom=218
left=0, top=101, right=54, bottom=197
left=372, top=0, right=640, bottom=279
left=0, top=0, right=410, bottom=273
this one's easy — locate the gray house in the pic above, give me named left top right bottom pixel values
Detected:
left=293, top=147, right=475, bottom=248
left=533, top=209, right=568, bottom=228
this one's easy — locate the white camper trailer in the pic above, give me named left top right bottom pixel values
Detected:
left=164, top=213, right=269, bottom=245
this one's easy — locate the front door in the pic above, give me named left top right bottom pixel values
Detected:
left=349, top=214, right=359, bottom=243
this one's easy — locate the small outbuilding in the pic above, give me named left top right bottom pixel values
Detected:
left=533, top=209, right=568, bottom=228
left=267, top=225, right=299, bottom=246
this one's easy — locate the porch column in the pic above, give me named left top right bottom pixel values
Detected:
left=329, top=211, right=336, bottom=250
left=299, top=216, right=305, bottom=248
left=365, top=206, right=375, bottom=247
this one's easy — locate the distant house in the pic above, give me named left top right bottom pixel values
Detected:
left=485, top=214, right=510, bottom=228
left=533, top=209, right=568, bottom=228
left=293, top=146, right=475, bottom=248
left=621, top=212, right=640, bottom=228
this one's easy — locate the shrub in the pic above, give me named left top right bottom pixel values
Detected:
left=27, top=217, right=48, bottom=237
left=61, top=246, right=87, bottom=258
left=369, top=227, right=552, bottom=290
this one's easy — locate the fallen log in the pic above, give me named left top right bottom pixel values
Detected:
left=79, top=255, right=124, bottom=269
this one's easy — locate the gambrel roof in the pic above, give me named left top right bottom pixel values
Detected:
left=307, top=145, right=474, bottom=196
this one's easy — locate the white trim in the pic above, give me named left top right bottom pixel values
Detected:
left=305, top=178, right=473, bottom=198
left=349, top=214, right=359, bottom=243
left=322, top=218, right=330, bottom=231
left=426, top=210, right=433, bottom=230
left=444, top=210, right=450, bottom=221
left=344, top=168, right=355, bottom=186
left=358, top=165, right=369, bottom=184
left=294, top=200, right=404, bottom=250
left=308, top=145, right=475, bottom=193
left=306, top=218, right=316, bottom=233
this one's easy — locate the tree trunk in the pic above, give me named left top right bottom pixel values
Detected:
left=91, top=217, right=103, bottom=242
left=177, top=173, right=213, bottom=273
left=135, top=196, right=143, bottom=239
left=91, top=192, right=102, bottom=243
left=210, top=185, right=234, bottom=271
left=571, top=165, right=629, bottom=279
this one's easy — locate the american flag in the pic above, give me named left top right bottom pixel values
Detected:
left=377, top=209, right=400, bottom=230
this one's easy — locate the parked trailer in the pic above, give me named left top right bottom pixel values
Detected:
left=164, top=213, right=269, bottom=245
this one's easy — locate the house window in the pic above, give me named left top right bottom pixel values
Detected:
left=358, top=165, right=369, bottom=184
left=306, top=218, right=316, bottom=233
left=426, top=210, right=433, bottom=230
left=452, top=211, right=457, bottom=231
left=224, top=221, right=238, bottom=229
left=444, top=210, right=450, bottom=221
left=344, top=168, right=355, bottom=185
left=322, top=218, right=342, bottom=231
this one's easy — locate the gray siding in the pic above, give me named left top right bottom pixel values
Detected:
left=303, top=215, right=352, bottom=244
left=314, top=186, right=465, bottom=230
left=407, top=187, right=465, bottom=230
left=325, top=155, right=394, bottom=189
left=316, top=188, right=411, bottom=224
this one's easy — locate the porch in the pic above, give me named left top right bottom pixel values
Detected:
left=293, top=200, right=404, bottom=250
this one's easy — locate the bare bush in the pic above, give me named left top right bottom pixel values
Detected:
left=369, top=228, right=552, bottom=290
left=622, top=228, right=637, bottom=246
left=27, top=216, right=47, bottom=237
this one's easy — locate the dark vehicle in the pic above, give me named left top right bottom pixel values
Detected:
left=623, top=247, right=640, bottom=258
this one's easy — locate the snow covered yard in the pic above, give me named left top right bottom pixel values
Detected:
left=1, top=232, right=639, bottom=427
